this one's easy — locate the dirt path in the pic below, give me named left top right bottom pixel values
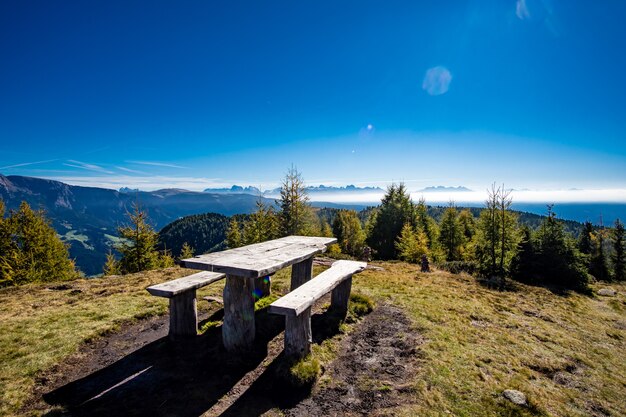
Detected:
left=25, top=303, right=423, bottom=416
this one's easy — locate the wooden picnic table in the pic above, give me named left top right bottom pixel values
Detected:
left=181, top=236, right=336, bottom=351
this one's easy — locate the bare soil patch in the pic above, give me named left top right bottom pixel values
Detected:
left=23, top=301, right=422, bottom=417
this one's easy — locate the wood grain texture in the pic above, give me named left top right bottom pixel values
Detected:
left=169, top=290, right=197, bottom=339
left=222, top=274, right=256, bottom=351
left=269, top=260, right=367, bottom=317
left=290, top=257, right=313, bottom=291
left=146, top=271, right=225, bottom=298
left=330, top=276, right=352, bottom=317
left=284, top=307, right=312, bottom=358
left=181, top=236, right=336, bottom=278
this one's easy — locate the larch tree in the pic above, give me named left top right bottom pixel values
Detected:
left=396, top=222, right=429, bottom=264
left=0, top=201, right=78, bottom=286
left=473, top=184, right=519, bottom=287
left=116, top=204, right=161, bottom=274
left=332, top=209, right=366, bottom=257
left=438, top=203, right=463, bottom=261
left=226, top=218, right=243, bottom=249
left=279, top=166, right=316, bottom=236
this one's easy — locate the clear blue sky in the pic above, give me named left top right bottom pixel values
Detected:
left=1, top=1, right=625, bottom=196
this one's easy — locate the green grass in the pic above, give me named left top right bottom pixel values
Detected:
left=353, top=263, right=626, bottom=417
left=1, top=262, right=624, bottom=416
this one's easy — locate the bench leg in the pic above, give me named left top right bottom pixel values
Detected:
left=291, top=257, right=313, bottom=291
left=331, top=275, right=352, bottom=318
left=169, top=290, right=197, bottom=339
left=284, top=307, right=312, bottom=359
left=223, top=275, right=256, bottom=351
left=254, top=275, right=271, bottom=299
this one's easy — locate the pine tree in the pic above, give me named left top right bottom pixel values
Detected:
left=366, top=183, right=415, bottom=259
left=0, top=201, right=77, bottom=286
left=226, top=218, right=243, bottom=248
left=102, top=250, right=120, bottom=276
left=438, top=203, right=463, bottom=261
left=179, top=242, right=195, bottom=260
left=279, top=166, right=315, bottom=236
left=612, top=219, right=625, bottom=281
left=510, top=226, right=537, bottom=283
left=532, top=207, right=589, bottom=290
left=589, top=229, right=610, bottom=281
left=578, top=221, right=594, bottom=255
left=116, top=204, right=161, bottom=274
left=395, top=223, right=429, bottom=264
left=332, top=209, right=366, bottom=257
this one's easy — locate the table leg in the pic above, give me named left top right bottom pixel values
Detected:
left=222, top=274, right=255, bottom=351
left=253, top=275, right=271, bottom=298
left=290, top=257, right=313, bottom=290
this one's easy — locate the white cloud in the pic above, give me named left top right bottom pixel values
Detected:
left=127, top=160, right=188, bottom=169
left=63, top=160, right=114, bottom=174
left=422, top=66, right=452, bottom=96
left=0, top=159, right=58, bottom=170
left=516, top=0, right=530, bottom=20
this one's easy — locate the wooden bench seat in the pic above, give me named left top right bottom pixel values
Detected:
left=269, top=260, right=367, bottom=358
left=147, top=271, right=225, bottom=339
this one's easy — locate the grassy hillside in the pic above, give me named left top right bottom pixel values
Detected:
left=0, top=264, right=624, bottom=416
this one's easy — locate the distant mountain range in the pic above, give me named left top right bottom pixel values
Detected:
left=0, top=175, right=272, bottom=276
left=417, top=186, right=473, bottom=192
left=203, top=184, right=384, bottom=195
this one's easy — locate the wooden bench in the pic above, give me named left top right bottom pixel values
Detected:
left=147, top=271, right=225, bottom=339
left=269, top=260, right=367, bottom=358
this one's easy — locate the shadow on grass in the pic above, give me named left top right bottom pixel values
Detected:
left=218, top=307, right=347, bottom=416
left=43, top=307, right=282, bottom=417
left=43, top=306, right=347, bottom=417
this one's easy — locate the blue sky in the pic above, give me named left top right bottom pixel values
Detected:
left=1, top=1, right=625, bottom=199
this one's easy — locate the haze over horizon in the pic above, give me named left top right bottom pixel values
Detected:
left=1, top=1, right=625, bottom=202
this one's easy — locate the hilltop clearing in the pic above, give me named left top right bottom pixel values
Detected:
left=1, top=263, right=624, bottom=416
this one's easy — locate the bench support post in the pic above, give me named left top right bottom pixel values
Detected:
left=223, top=275, right=256, bottom=351
left=331, top=275, right=352, bottom=318
left=284, top=307, right=312, bottom=359
left=169, top=290, right=198, bottom=339
left=291, top=257, right=313, bottom=291
left=254, top=275, right=271, bottom=298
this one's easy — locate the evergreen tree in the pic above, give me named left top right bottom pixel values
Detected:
left=532, top=206, right=589, bottom=290
left=226, top=218, right=243, bottom=248
left=366, top=183, right=415, bottom=259
left=589, top=229, right=610, bottom=281
left=332, top=209, right=366, bottom=257
left=438, top=203, right=463, bottom=261
left=116, top=204, right=161, bottom=274
left=0, top=201, right=77, bottom=286
left=458, top=208, right=476, bottom=260
left=179, top=242, right=195, bottom=260
left=578, top=221, right=594, bottom=255
left=242, top=198, right=280, bottom=244
left=510, top=226, right=537, bottom=283
left=102, top=250, right=120, bottom=276
left=320, top=220, right=333, bottom=238
left=279, top=166, right=316, bottom=236
left=612, top=219, right=625, bottom=281
left=415, top=197, right=438, bottom=249
left=473, top=184, right=519, bottom=286
left=395, top=223, right=429, bottom=264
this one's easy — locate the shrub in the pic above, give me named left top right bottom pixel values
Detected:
left=437, top=261, right=476, bottom=275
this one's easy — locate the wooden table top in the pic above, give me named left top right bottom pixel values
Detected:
left=181, top=235, right=337, bottom=278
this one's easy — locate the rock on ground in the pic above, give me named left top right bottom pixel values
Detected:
left=597, top=288, right=617, bottom=296
left=503, top=389, right=527, bottom=406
